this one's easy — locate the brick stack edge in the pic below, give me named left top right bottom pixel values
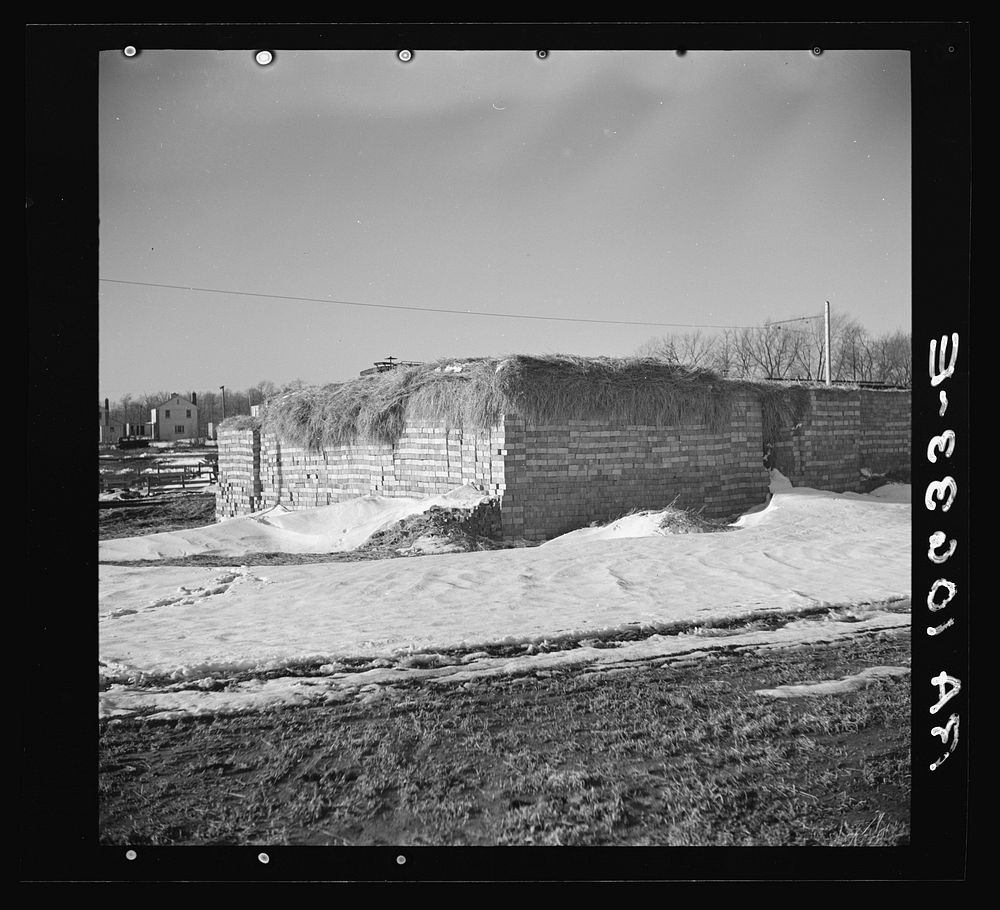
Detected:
left=215, top=427, right=262, bottom=521
left=767, top=389, right=911, bottom=493
left=215, top=389, right=910, bottom=540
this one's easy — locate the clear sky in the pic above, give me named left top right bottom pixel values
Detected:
left=98, top=48, right=910, bottom=399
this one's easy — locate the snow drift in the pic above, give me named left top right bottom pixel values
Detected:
left=99, top=484, right=490, bottom=561
left=100, top=482, right=911, bottom=716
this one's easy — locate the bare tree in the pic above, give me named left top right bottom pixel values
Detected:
left=734, top=321, right=802, bottom=380
left=634, top=311, right=911, bottom=387
left=636, top=331, right=718, bottom=369
left=636, top=334, right=680, bottom=362
left=854, top=329, right=911, bottom=385
left=254, top=379, right=279, bottom=402
left=713, top=329, right=738, bottom=377
left=678, top=331, right=718, bottom=368
left=880, top=331, right=912, bottom=385
left=788, top=318, right=826, bottom=381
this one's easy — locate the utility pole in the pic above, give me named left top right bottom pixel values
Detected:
left=220, top=385, right=226, bottom=420
left=824, top=300, right=832, bottom=386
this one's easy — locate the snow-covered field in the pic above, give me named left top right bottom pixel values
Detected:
left=99, top=474, right=911, bottom=720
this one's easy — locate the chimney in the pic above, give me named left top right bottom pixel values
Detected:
left=191, top=391, right=197, bottom=406
left=104, top=398, right=110, bottom=425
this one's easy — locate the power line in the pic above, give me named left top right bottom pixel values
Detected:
left=99, top=278, right=818, bottom=332
left=768, top=314, right=821, bottom=325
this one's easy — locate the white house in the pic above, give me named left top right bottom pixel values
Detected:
left=150, top=393, right=200, bottom=441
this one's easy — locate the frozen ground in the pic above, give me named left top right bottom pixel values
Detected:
left=98, top=474, right=911, bottom=719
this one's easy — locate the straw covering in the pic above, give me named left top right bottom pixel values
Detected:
left=221, top=355, right=831, bottom=452
left=217, top=414, right=262, bottom=432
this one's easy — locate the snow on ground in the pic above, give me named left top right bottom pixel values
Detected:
left=99, top=481, right=911, bottom=718
left=102, top=607, right=910, bottom=720
left=851, top=483, right=910, bottom=503
left=98, top=484, right=489, bottom=561
left=99, top=491, right=146, bottom=502
left=754, top=665, right=910, bottom=699
left=140, top=456, right=213, bottom=474
left=540, top=510, right=672, bottom=545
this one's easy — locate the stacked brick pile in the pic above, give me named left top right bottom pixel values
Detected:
left=215, top=387, right=911, bottom=539
left=259, top=434, right=392, bottom=510
left=215, top=427, right=262, bottom=520
left=769, top=389, right=910, bottom=492
left=379, top=422, right=500, bottom=496
left=859, top=390, right=911, bottom=475
left=499, top=391, right=769, bottom=540
left=253, top=422, right=507, bottom=512
left=788, top=390, right=861, bottom=492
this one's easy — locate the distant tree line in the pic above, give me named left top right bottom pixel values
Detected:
left=636, top=313, right=911, bottom=386
left=101, top=379, right=303, bottom=438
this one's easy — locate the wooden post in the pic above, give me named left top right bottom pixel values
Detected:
left=824, top=300, right=832, bottom=386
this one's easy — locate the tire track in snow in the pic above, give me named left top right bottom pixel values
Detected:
left=607, top=566, right=635, bottom=593
left=761, top=550, right=805, bottom=571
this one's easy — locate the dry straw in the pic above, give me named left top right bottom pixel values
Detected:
left=218, top=414, right=262, bottom=432
left=244, top=355, right=847, bottom=452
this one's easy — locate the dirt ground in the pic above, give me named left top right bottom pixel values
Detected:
left=99, top=494, right=217, bottom=540
left=99, top=629, right=910, bottom=847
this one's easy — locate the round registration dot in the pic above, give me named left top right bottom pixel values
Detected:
left=255, top=50, right=273, bottom=66
left=397, top=50, right=413, bottom=63
left=396, top=854, right=406, bottom=865
left=125, top=849, right=137, bottom=860
left=258, top=852, right=270, bottom=864
left=123, top=46, right=137, bottom=58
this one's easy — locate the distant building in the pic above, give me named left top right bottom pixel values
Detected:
left=150, top=392, right=200, bottom=441
left=99, top=397, right=148, bottom=443
left=99, top=400, right=125, bottom=444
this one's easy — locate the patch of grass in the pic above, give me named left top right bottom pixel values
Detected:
left=859, top=464, right=912, bottom=493
left=99, top=631, right=910, bottom=846
left=655, top=501, right=736, bottom=534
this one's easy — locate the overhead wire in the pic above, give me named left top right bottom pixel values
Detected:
left=99, top=278, right=821, bottom=332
